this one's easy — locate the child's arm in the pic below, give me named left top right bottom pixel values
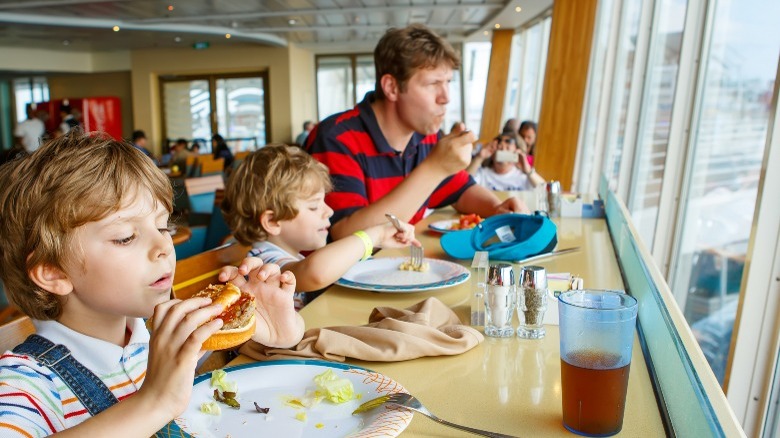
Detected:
left=50, top=298, right=224, bottom=437
left=219, top=258, right=305, bottom=348
left=281, top=221, right=418, bottom=292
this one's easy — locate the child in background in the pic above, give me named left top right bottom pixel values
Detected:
left=0, top=132, right=304, bottom=436
left=222, top=144, right=418, bottom=309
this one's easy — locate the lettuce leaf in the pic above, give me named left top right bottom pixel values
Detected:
left=313, top=369, right=355, bottom=404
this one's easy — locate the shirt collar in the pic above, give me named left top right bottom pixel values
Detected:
left=33, top=318, right=149, bottom=374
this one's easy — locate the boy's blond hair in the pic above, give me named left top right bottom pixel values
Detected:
left=0, top=131, right=173, bottom=320
left=222, top=144, right=332, bottom=246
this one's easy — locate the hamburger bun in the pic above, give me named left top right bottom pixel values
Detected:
left=147, top=283, right=256, bottom=351
left=193, top=283, right=257, bottom=350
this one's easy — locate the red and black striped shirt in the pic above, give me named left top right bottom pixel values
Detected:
left=306, top=92, right=474, bottom=226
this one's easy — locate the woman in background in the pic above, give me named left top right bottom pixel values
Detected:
left=212, top=134, right=235, bottom=169
left=518, top=120, right=538, bottom=166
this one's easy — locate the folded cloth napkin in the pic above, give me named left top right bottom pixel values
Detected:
left=239, top=297, right=484, bottom=362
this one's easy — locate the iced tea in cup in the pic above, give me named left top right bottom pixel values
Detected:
left=558, top=290, right=638, bottom=436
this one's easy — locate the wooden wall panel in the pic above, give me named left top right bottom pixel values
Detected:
left=535, top=0, right=599, bottom=190
left=478, top=29, right=514, bottom=143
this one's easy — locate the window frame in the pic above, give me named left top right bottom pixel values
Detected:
left=158, top=70, right=270, bottom=148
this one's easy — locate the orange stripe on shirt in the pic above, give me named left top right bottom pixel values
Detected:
left=107, top=371, right=144, bottom=391
left=0, top=423, right=35, bottom=438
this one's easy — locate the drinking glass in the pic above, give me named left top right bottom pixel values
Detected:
left=558, top=290, right=638, bottom=436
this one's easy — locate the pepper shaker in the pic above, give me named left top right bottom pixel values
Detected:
left=517, top=265, right=548, bottom=339
left=484, top=263, right=515, bottom=337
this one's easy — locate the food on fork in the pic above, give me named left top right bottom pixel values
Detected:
left=398, top=259, right=430, bottom=272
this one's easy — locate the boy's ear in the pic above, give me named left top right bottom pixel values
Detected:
left=379, top=74, right=400, bottom=102
left=29, top=264, right=74, bottom=296
left=259, top=210, right=281, bottom=236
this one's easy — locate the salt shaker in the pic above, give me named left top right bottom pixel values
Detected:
left=546, top=181, right=562, bottom=218
left=517, top=265, right=548, bottom=339
left=484, top=263, right=515, bottom=338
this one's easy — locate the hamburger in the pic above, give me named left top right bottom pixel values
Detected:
left=193, top=282, right=257, bottom=350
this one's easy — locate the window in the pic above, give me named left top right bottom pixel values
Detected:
left=504, top=14, right=552, bottom=130
left=669, top=0, right=779, bottom=385
left=463, top=42, right=492, bottom=138
left=160, top=72, right=268, bottom=152
left=602, top=0, right=644, bottom=194
left=13, top=77, right=49, bottom=123
left=316, top=56, right=355, bottom=121
left=316, top=53, right=463, bottom=135
left=627, top=0, right=688, bottom=249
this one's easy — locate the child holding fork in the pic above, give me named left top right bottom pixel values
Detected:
left=222, top=144, right=419, bottom=309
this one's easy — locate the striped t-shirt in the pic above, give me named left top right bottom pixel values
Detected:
left=306, top=91, right=475, bottom=226
left=248, top=241, right=306, bottom=310
left=0, top=318, right=149, bottom=437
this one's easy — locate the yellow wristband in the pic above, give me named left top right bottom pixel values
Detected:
left=353, top=230, right=373, bottom=261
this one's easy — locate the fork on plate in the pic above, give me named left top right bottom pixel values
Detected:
left=353, top=392, right=518, bottom=438
left=385, top=213, right=425, bottom=270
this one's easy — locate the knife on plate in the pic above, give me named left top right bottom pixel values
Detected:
left=514, top=247, right=580, bottom=264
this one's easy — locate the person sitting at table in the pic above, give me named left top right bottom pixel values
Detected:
left=0, top=131, right=305, bottom=435
left=222, top=144, right=418, bottom=310
left=211, top=134, right=234, bottom=169
left=306, top=24, right=529, bottom=241
left=170, top=137, right=191, bottom=170
left=518, top=120, right=538, bottom=166
left=466, top=132, right=545, bottom=191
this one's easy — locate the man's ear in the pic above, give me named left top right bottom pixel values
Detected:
left=260, top=210, right=281, bottom=236
left=379, top=74, right=400, bottom=102
left=29, top=264, right=73, bottom=296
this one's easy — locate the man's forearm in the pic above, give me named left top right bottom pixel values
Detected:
left=330, top=161, right=450, bottom=239
left=452, top=184, right=503, bottom=217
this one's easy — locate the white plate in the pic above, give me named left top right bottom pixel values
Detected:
left=428, top=219, right=459, bottom=233
left=336, top=257, right=470, bottom=292
left=160, top=360, right=412, bottom=438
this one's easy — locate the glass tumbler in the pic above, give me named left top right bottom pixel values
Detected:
left=558, top=290, right=638, bottom=436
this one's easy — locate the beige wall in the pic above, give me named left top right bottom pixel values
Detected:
left=288, top=43, right=317, bottom=141
left=130, top=45, right=298, bottom=154
left=0, top=47, right=131, bottom=73
left=48, top=71, right=134, bottom=139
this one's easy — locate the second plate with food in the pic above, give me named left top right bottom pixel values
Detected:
left=428, top=219, right=460, bottom=233
left=336, top=257, right=470, bottom=292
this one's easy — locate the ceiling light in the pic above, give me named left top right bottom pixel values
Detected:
left=174, top=36, right=181, bottom=43
left=62, top=39, right=70, bottom=46
left=288, top=18, right=297, bottom=25
left=494, top=23, right=501, bottom=29
left=515, top=6, right=522, bottom=12
left=231, top=21, right=238, bottom=28
left=113, top=25, right=120, bottom=32
left=167, top=5, right=174, bottom=11
left=483, top=31, right=489, bottom=36
left=225, top=33, right=231, bottom=39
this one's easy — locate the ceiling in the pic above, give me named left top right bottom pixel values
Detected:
left=0, top=0, right=552, bottom=53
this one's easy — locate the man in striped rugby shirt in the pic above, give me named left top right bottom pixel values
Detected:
left=307, top=24, right=529, bottom=241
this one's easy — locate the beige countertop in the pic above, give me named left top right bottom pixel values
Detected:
left=230, top=203, right=665, bottom=437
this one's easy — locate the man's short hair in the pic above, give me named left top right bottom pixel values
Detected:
left=132, top=130, right=147, bottom=142
left=302, top=121, right=313, bottom=131
left=222, top=144, right=332, bottom=246
left=0, top=131, right=173, bottom=320
left=373, top=24, right=460, bottom=100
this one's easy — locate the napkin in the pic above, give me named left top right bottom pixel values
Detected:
left=239, top=297, right=484, bottom=362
